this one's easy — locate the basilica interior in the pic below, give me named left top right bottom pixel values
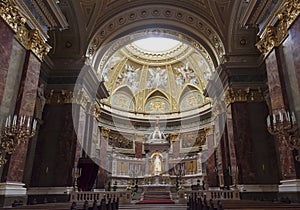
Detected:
left=0, top=0, right=300, bottom=209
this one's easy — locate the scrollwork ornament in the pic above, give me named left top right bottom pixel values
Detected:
left=0, top=0, right=51, bottom=60
left=101, top=127, right=110, bottom=138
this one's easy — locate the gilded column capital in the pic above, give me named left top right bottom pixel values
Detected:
left=225, top=87, right=264, bottom=106
left=92, top=103, right=101, bottom=118
left=204, top=126, right=213, bottom=136
left=0, top=0, right=51, bottom=61
left=46, top=90, right=74, bottom=104
left=170, top=133, right=179, bottom=142
left=101, top=127, right=110, bottom=138
left=256, top=0, right=300, bottom=57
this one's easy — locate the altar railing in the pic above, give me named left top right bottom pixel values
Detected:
left=70, top=191, right=131, bottom=204
left=178, top=189, right=240, bottom=203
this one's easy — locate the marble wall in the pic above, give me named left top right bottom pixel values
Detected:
left=0, top=18, right=14, bottom=107
left=206, top=132, right=218, bottom=186
left=1, top=52, right=41, bottom=183
left=265, top=48, right=298, bottom=180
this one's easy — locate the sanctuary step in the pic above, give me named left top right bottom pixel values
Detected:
left=143, top=191, right=171, bottom=200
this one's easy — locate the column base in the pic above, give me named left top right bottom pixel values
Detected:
left=279, top=179, right=300, bottom=192
left=0, top=182, right=27, bottom=207
left=27, top=186, right=72, bottom=204
left=278, top=179, right=300, bottom=202
left=236, top=184, right=278, bottom=201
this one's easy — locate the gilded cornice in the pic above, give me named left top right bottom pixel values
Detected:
left=46, top=90, right=74, bottom=104
left=46, top=89, right=89, bottom=107
left=0, top=0, right=51, bottom=61
left=225, top=87, right=264, bottom=106
left=256, top=0, right=300, bottom=57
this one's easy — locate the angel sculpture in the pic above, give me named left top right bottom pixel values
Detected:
left=147, top=67, right=168, bottom=89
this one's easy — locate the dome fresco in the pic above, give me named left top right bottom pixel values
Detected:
left=100, top=36, right=213, bottom=114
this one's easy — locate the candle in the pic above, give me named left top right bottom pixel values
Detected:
left=279, top=111, right=283, bottom=122
left=291, top=112, right=296, bottom=124
left=33, top=119, right=37, bottom=130
left=5, top=117, right=8, bottom=127
left=8, top=115, right=11, bottom=127
left=273, top=114, right=276, bottom=124
left=267, top=115, right=270, bottom=127
left=27, top=117, right=31, bottom=128
left=285, top=111, right=290, bottom=122
left=13, top=115, right=17, bottom=126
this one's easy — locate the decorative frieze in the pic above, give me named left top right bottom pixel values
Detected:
left=0, top=0, right=51, bottom=60
left=256, top=0, right=300, bottom=57
left=225, top=87, right=264, bottom=106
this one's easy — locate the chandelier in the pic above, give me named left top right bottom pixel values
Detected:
left=0, top=115, right=37, bottom=166
left=267, top=110, right=300, bottom=161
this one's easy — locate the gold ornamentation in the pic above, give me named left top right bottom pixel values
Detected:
left=225, top=87, right=264, bottom=106
left=267, top=110, right=300, bottom=161
left=256, top=0, right=300, bottom=57
left=46, top=90, right=74, bottom=104
left=0, top=115, right=37, bottom=166
left=204, top=126, right=213, bottom=136
left=92, top=104, right=101, bottom=118
left=0, top=0, right=51, bottom=61
left=170, top=133, right=179, bottom=142
left=101, top=127, right=110, bottom=138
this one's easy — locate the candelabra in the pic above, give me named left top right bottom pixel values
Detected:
left=0, top=115, right=37, bottom=166
left=72, top=167, right=81, bottom=192
left=267, top=110, right=300, bottom=161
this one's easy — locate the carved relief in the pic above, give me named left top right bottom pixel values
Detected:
left=0, top=0, right=51, bottom=60
left=181, top=131, right=206, bottom=148
left=108, top=132, right=133, bottom=149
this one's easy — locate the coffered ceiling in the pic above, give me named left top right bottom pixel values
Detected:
left=46, top=0, right=261, bottom=76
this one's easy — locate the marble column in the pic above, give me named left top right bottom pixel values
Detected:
left=226, top=103, right=239, bottom=187
left=145, top=153, right=149, bottom=176
left=266, top=50, right=297, bottom=179
left=0, top=18, right=15, bottom=108
left=0, top=51, right=41, bottom=206
left=164, top=151, right=169, bottom=174
left=96, top=127, right=109, bottom=188
left=206, top=127, right=218, bottom=187
left=197, top=152, right=203, bottom=174
left=135, top=140, right=143, bottom=158
left=1, top=51, right=40, bottom=180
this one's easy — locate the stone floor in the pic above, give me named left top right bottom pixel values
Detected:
left=1, top=200, right=300, bottom=210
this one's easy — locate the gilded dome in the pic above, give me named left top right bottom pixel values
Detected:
left=99, top=33, right=213, bottom=116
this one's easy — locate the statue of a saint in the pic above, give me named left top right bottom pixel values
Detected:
left=35, top=83, right=46, bottom=121
left=154, top=155, right=161, bottom=175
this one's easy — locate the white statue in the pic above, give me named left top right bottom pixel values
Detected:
left=154, top=155, right=162, bottom=175
left=35, top=83, right=46, bottom=121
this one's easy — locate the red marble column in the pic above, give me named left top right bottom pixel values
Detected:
left=206, top=131, right=218, bottom=187
left=232, top=102, right=257, bottom=184
left=0, top=18, right=15, bottom=107
left=1, top=52, right=40, bottom=183
left=266, top=50, right=297, bottom=180
left=226, top=104, right=239, bottom=184
left=288, top=17, right=300, bottom=94
left=135, top=141, right=143, bottom=158
left=97, top=134, right=108, bottom=188
left=172, top=140, right=180, bottom=158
